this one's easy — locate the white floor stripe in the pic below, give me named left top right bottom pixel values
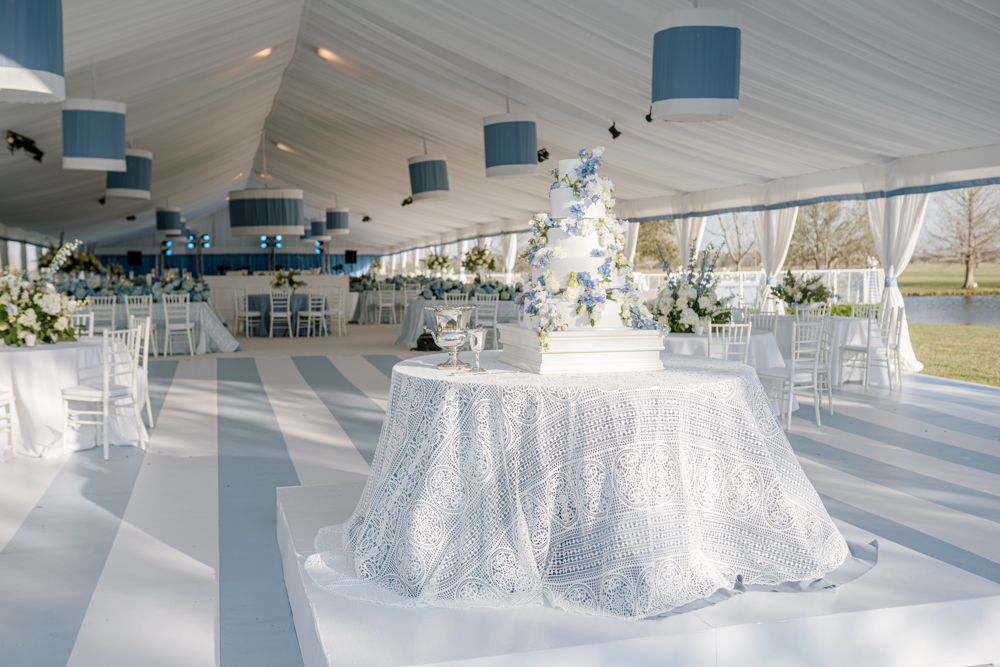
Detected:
left=255, top=357, right=370, bottom=486
left=328, top=356, right=393, bottom=411
left=800, top=457, right=1000, bottom=564
left=0, top=455, right=67, bottom=554
left=799, top=417, right=1000, bottom=498
left=67, top=360, right=220, bottom=667
left=846, top=384, right=1000, bottom=429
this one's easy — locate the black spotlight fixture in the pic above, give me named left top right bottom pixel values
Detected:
left=6, top=130, right=44, bottom=162
left=608, top=122, right=621, bottom=140
left=645, top=107, right=654, bottom=123
left=401, top=197, right=413, bottom=207
left=362, top=215, right=371, bottom=222
left=126, top=215, right=136, bottom=221
left=537, top=147, right=549, bottom=163
left=97, top=196, right=106, bottom=205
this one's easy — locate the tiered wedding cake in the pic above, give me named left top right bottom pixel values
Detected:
left=498, top=148, right=665, bottom=374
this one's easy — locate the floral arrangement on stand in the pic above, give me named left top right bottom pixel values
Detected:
left=461, top=246, right=497, bottom=276
left=425, top=253, right=452, bottom=276
left=515, top=147, right=658, bottom=347
left=772, top=270, right=831, bottom=309
left=648, top=246, right=733, bottom=333
left=1, top=241, right=84, bottom=346
left=271, top=269, right=306, bottom=289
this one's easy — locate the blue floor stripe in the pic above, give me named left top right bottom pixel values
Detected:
left=820, top=493, right=1000, bottom=585
left=835, top=391, right=1000, bottom=441
left=902, top=386, right=1000, bottom=417
left=217, top=359, right=303, bottom=667
left=788, top=433, right=1000, bottom=525
left=292, top=356, right=384, bottom=466
left=363, top=354, right=404, bottom=380
left=0, top=361, right=178, bottom=666
left=793, top=404, right=1000, bottom=474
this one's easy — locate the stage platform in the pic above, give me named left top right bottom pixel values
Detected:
left=278, top=483, right=1000, bottom=667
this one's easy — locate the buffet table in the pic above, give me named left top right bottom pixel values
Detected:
left=0, top=339, right=147, bottom=460
left=394, top=298, right=520, bottom=347
left=772, top=315, right=889, bottom=387
left=305, top=352, right=849, bottom=619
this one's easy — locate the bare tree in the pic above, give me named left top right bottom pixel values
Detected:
left=717, top=213, right=756, bottom=270
left=634, top=219, right=679, bottom=271
left=786, top=200, right=874, bottom=269
left=926, top=186, right=1000, bottom=288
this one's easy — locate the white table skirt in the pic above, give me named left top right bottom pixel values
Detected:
left=305, top=352, right=849, bottom=619
left=663, top=331, right=785, bottom=372
left=84, top=303, right=238, bottom=355
left=394, top=298, right=520, bottom=347
left=354, top=290, right=409, bottom=325
left=773, top=315, right=890, bottom=387
left=0, top=339, right=147, bottom=460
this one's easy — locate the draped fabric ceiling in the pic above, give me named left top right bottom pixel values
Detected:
left=1, top=0, right=999, bottom=253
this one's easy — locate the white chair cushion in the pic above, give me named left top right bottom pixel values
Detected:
left=757, top=366, right=815, bottom=381
left=167, top=322, right=194, bottom=331
left=62, top=384, right=132, bottom=399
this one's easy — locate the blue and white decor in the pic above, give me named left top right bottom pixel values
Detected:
left=299, top=222, right=312, bottom=241
left=105, top=148, right=153, bottom=199
left=0, top=0, right=64, bottom=103
left=228, top=188, right=305, bottom=237
left=326, top=207, right=349, bottom=235
left=407, top=154, right=449, bottom=201
left=310, top=219, right=331, bottom=241
left=651, top=8, right=741, bottom=122
left=156, top=207, right=182, bottom=236
left=61, top=99, right=127, bottom=170
left=483, top=113, right=537, bottom=178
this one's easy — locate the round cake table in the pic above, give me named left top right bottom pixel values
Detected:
left=307, top=352, right=849, bottom=619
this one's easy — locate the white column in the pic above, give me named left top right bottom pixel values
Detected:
left=867, top=193, right=928, bottom=373
left=753, top=207, right=799, bottom=314
left=501, top=233, right=518, bottom=284
left=457, top=239, right=468, bottom=282
left=624, top=222, right=640, bottom=262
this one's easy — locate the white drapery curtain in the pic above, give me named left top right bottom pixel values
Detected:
left=389, top=253, right=398, bottom=276
left=457, top=239, right=468, bottom=280
left=675, top=217, right=707, bottom=265
left=378, top=255, right=388, bottom=274
left=501, top=233, right=517, bottom=284
left=867, top=194, right=928, bottom=373
left=753, top=207, right=799, bottom=314
left=625, top=222, right=640, bottom=263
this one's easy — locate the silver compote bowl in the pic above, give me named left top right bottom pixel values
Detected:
left=424, top=304, right=476, bottom=370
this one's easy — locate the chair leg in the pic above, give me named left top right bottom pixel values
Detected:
left=785, top=382, right=794, bottom=431
left=186, top=329, right=194, bottom=355
left=103, top=397, right=110, bottom=461
left=62, top=398, right=69, bottom=457
left=863, top=352, right=870, bottom=392
left=144, top=370, right=155, bottom=428
left=133, top=401, right=147, bottom=451
left=813, top=382, right=821, bottom=427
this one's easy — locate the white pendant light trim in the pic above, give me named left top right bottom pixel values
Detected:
left=0, top=68, right=65, bottom=103
left=61, top=98, right=126, bottom=114
left=106, top=148, right=153, bottom=199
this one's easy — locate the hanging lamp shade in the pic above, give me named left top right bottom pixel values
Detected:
left=326, top=207, right=349, bottom=235
left=299, top=221, right=313, bottom=241
left=227, top=188, right=304, bottom=237
left=310, top=219, right=330, bottom=241
left=156, top=208, right=182, bottom=236
left=0, top=0, right=64, bottom=103
left=483, top=113, right=537, bottom=178
left=651, top=8, right=741, bottom=122
left=105, top=148, right=152, bottom=199
left=407, top=154, right=449, bottom=201
left=62, top=99, right=126, bottom=170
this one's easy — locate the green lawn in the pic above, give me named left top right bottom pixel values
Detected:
left=899, top=263, right=1000, bottom=296
left=909, top=323, right=1000, bottom=387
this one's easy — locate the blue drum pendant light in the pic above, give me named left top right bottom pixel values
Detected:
left=483, top=113, right=537, bottom=178
left=0, top=0, right=64, bottom=103
left=62, top=99, right=127, bottom=170
left=326, top=207, right=349, bottom=235
left=106, top=148, right=152, bottom=199
left=299, top=220, right=313, bottom=241
left=651, top=7, right=741, bottom=122
left=408, top=138, right=449, bottom=202
left=156, top=207, right=182, bottom=235
left=228, top=189, right=305, bottom=237
left=310, top=219, right=330, bottom=241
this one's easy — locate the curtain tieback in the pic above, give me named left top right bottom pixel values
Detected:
left=884, top=277, right=898, bottom=288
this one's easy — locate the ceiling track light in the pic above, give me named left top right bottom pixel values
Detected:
left=362, top=215, right=371, bottom=222
left=537, top=147, right=549, bottom=163
left=6, top=130, right=44, bottom=162
left=401, top=196, right=414, bottom=207
left=608, top=122, right=621, bottom=139
left=645, top=107, right=654, bottom=123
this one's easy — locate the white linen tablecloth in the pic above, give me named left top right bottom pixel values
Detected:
left=773, top=315, right=890, bottom=387
left=394, top=298, right=520, bottom=347
left=96, top=302, right=238, bottom=354
left=305, top=352, right=849, bottom=619
left=354, top=290, right=409, bottom=325
left=663, top=331, right=785, bottom=372
left=0, top=339, right=147, bottom=460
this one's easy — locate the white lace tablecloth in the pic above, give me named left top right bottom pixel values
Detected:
left=0, top=339, right=147, bottom=460
left=306, top=352, right=849, bottom=619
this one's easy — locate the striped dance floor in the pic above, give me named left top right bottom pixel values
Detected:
left=0, top=354, right=998, bottom=666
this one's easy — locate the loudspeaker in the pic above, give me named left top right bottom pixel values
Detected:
left=344, top=250, right=357, bottom=264
left=126, top=251, right=143, bottom=266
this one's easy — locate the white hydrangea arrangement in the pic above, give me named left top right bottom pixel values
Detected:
left=772, top=269, right=831, bottom=307
left=516, top=147, right=658, bottom=348
left=461, top=246, right=497, bottom=275
left=0, top=241, right=84, bottom=346
left=649, top=246, right=733, bottom=333
left=425, top=253, right=452, bottom=274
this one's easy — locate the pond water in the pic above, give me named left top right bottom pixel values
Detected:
left=903, top=295, right=1000, bottom=326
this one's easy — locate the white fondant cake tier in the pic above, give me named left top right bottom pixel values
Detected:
left=550, top=187, right=604, bottom=219
left=530, top=228, right=625, bottom=289
left=543, top=300, right=626, bottom=329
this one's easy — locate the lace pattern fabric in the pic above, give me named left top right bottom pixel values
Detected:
left=306, top=352, right=849, bottom=619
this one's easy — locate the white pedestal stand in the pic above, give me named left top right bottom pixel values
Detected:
left=497, top=323, right=665, bottom=374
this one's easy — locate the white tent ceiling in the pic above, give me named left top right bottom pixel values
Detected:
left=1, top=0, right=999, bottom=252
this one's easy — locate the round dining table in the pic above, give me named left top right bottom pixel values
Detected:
left=0, top=338, right=147, bottom=460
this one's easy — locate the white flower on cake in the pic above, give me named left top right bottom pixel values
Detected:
left=542, top=270, right=560, bottom=293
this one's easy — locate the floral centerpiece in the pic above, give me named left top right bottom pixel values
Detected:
left=57, top=276, right=210, bottom=302
left=425, top=253, right=452, bottom=276
left=271, top=269, right=305, bottom=289
left=461, top=246, right=496, bottom=277
left=366, top=260, right=382, bottom=278
left=1, top=241, right=84, bottom=346
left=515, top=147, right=658, bottom=348
left=649, top=246, right=733, bottom=333
left=772, top=270, right=831, bottom=308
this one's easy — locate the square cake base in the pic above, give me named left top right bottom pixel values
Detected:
left=497, top=323, right=665, bottom=374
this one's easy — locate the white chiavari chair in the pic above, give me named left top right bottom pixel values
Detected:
left=375, top=283, right=397, bottom=324
left=72, top=311, right=95, bottom=337
left=795, top=303, right=829, bottom=323
left=232, top=288, right=261, bottom=338
left=62, top=327, right=146, bottom=460
left=816, top=315, right=836, bottom=415
left=325, top=286, right=347, bottom=336
left=269, top=289, right=295, bottom=337
left=443, top=292, right=468, bottom=304
left=472, top=292, right=500, bottom=349
left=851, top=303, right=879, bottom=319
left=0, top=391, right=16, bottom=458
left=129, top=314, right=156, bottom=428
left=747, top=311, right=778, bottom=334
left=89, top=295, right=117, bottom=333
left=297, top=290, right=328, bottom=337
left=162, top=294, right=196, bottom=354
left=707, top=323, right=753, bottom=364
left=841, top=308, right=895, bottom=391
left=757, top=320, right=824, bottom=430
left=124, top=295, right=159, bottom=356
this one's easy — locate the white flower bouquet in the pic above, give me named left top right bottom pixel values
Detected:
left=271, top=269, right=306, bottom=289
left=425, top=254, right=452, bottom=274
left=649, top=246, right=733, bottom=333
left=772, top=270, right=831, bottom=307
left=0, top=241, right=84, bottom=346
left=462, top=246, right=497, bottom=275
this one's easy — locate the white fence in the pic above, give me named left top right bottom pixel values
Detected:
left=635, top=269, right=885, bottom=306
